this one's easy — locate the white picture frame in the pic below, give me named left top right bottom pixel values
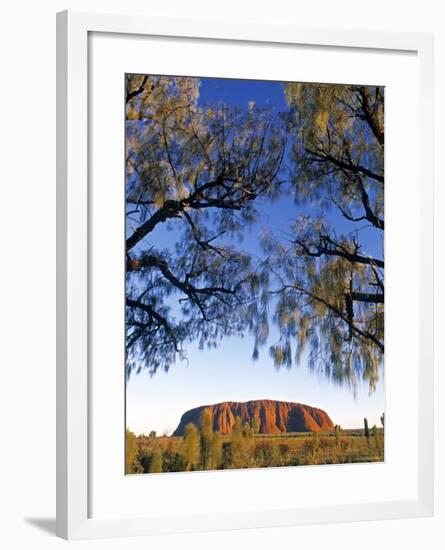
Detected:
left=56, top=10, right=434, bottom=540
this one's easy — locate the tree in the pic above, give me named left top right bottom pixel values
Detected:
left=230, top=416, right=245, bottom=468
left=125, top=74, right=286, bottom=376
left=251, top=416, right=260, bottom=434
left=125, top=429, right=139, bottom=474
left=262, top=83, right=384, bottom=391
left=334, top=424, right=342, bottom=448
left=125, top=76, right=384, bottom=395
left=364, top=417, right=370, bottom=442
left=199, top=409, right=214, bottom=470
left=243, top=421, right=254, bottom=440
left=210, top=431, right=223, bottom=469
left=242, top=422, right=255, bottom=464
left=229, top=416, right=254, bottom=468
left=372, top=424, right=381, bottom=452
left=181, top=423, right=200, bottom=470
left=149, top=447, right=163, bottom=473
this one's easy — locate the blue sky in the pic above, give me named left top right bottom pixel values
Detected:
left=126, top=77, right=384, bottom=435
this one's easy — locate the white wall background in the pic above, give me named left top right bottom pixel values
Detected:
left=0, top=1, right=442, bottom=548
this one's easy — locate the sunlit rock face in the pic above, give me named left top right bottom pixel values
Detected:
left=172, top=399, right=334, bottom=436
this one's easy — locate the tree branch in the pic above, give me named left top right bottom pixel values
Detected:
left=355, top=176, right=384, bottom=230
left=126, top=75, right=149, bottom=104
left=126, top=175, right=253, bottom=251
left=356, top=86, right=384, bottom=146
left=350, top=291, right=384, bottom=304
left=287, top=284, right=384, bottom=352
left=306, top=148, right=384, bottom=184
left=126, top=297, right=179, bottom=352
left=295, top=235, right=384, bottom=269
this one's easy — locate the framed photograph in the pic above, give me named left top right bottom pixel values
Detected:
left=56, top=10, right=434, bottom=539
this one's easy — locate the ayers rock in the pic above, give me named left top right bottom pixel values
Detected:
left=172, top=399, right=334, bottom=436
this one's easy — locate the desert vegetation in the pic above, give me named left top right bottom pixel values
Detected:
left=125, top=411, right=384, bottom=474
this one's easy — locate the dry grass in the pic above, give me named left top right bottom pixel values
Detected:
left=128, top=428, right=384, bottom=474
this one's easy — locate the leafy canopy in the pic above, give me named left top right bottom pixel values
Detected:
left=125, top=74, right=286, bottom=376
left=125, top=75, right=384, bottom=393
left=262, top=83, right=384, bottom=391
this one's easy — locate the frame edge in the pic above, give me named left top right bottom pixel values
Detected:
left=56, top=9, right=69, bottom=540
left=56, top=9, right=435, bottom=539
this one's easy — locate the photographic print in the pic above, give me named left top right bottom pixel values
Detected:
left=125, top=75, right=384, bottom=475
